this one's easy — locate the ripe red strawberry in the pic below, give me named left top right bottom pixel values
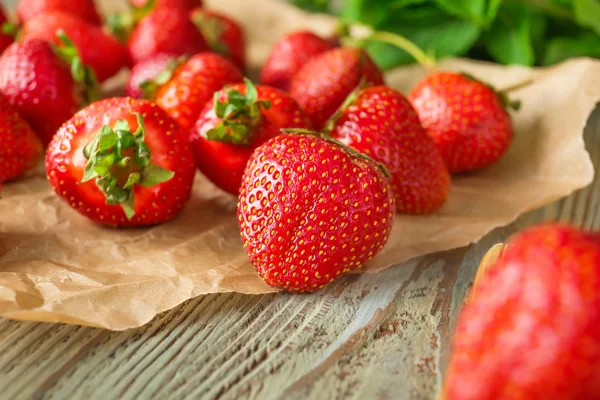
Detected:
left=0, top=96, right=43, bottom=182
left=238, top=133, right=395, bottom=292
left=126, top=53, right=179, bottom=98
left=46, top=97, right=196, bottom=226
left=0, top=36, right=98, bottom=146
left=289, top=47, right=384, bottom=130
left=127, top=7, right=209, bottom=65
left=260, top=31, right=332, bottom=91
left=409, top=72, right=516, bottom=174
left=17, top=0, right=102, bottom=25
left=327, top=86, right=450, bottom=214
left=21, top=11, right=128, bottom=82
left=190, top=8, right=246, bottom=71
left=0, top=5, right=15, bottom=54
left=152, top=53, right=243, bottom=130
left=129, top=0, right=202, bottom=9
left=444, top=223, right=600, bottom=400
left=189, top=79, right=311, bottom=195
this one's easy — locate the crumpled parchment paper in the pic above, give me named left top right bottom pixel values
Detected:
left=0, top=0, right=597, bottom=330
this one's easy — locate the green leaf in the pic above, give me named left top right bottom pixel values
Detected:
left=573, top=0, right=600, bottom=34
left=342, top=0, right=389, bottom=26
left=120, top=196, right=136, bottom=220
left=139, top=163, right=175, bottom=187
left=483, top=3, right=535, bottom=65
left=542, top=33, right=600, bottom=64
left=123, top=172, right=141, bottom=190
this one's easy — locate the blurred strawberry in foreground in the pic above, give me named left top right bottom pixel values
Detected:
left=409, top=72, right=516, bottom=174
left=126, top=53, right=179, bottom=98
left=46, top=98, right=196, bottom=227
left=327, top=86, right=450, bottom=214
left=444, top=223, right=600, bottom=400
left=261, top=31, right=332, bottom=91
left=129, top=0, right=202, bottom=10
left=127, top=7, right=208, bottom=65
left=0, top=35, right=98, bottom=145
left=290, top=47, right=384, bottom=130
left=149, top=52, right=243, bottom=130
left=190, top=8, right=246, bottom=71
left=21, top=11, right=128, bottom=82
left=17, top=0, right=102, bottom=25
left=0, top=96, right=43, bottom=182
left=190, top=79, right=310, bottom=195
left=238, top=133, right=395, bottom=292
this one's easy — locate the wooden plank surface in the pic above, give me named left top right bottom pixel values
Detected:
left=0, top=108, right=596, bottom=399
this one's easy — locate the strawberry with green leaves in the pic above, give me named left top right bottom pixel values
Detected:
left=126, top=53, right=179, bottom=99
left=289, top=47, right=384, bottom=130
left=409, top=72, right=517, bottom=174
left=443, top=223, right=600, bottom=400
left=17, top=0, right=102, bottom=25
left=327, top=86, right=450, bottom=214
left=46, top=98, right=196, bottom=226
left=0, top=96, right=43, bottom=182
left=0, top=34, right=98, bottom=146
left=238, top=132, right=395, bottom=292
left=189, top=79, right=310, bottom=195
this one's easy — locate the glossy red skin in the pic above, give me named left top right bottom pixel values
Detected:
left=238, top=134, right=395, bottom=292
left=46, top=98, right=196, bottom=227
left=156, top=53, right=243, bottom=130
left=0, top=96, right=43, bottom=182
left=190, top=84, right=310, bottom=195
left=129, top=0, right=202, bottom=9
left=409, top=72, right=514, bottom=174
left=21, top=11, right=128, bottom=82
left=445, top=224, right=600, bottom=400
left=17, top=0, right=102, bottom=25
left=191, top=9, right=246, bottom=71
left=127, top=7, right=208, bottom=65
left=0, top=39, right=80, bottom=146
left=260, top=31, right=332, bottom=91
left=0, top=6, right=14, bottom=54
left=289, top=48, right=384, bottom=130
left=126, top=53, right=177, bottom=98
left=329, top=86, right=450, bottom=214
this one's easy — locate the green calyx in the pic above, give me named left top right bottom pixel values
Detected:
left=1, top=22, right=19, bottom=38
left=281, top=128, right=392, bottom=179
left=139, top=56, right=187, bottom=99
left=52, top=30, right=99, bottom=105
left=206, top=78, right=271, bottom=146
left=190, top=10, right=230, bottom=56
left=461, top=72, right=523, bottom=111
left=81, top=113, right=175, bottom=220
left=107, top=0, right=156, bottom=43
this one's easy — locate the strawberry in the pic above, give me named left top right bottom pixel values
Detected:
left=189, top=79, right=311, bottom=195
left=327, top=86, right=450, bottom=214
left=127, top=7, right=209, bottom=65
left=444, top=223, right=600, bottom=400
left=0, top=35, right=98, bottom=146
left=46, top=97, right=196, bottom=226
left=21, top=11, right=128, bottom=82
left=238, top=132, right=395, bottom=292
left=151, top=53, right=243, bottom=130
left=0, top=5, right=15, bottom=54
left=260, top=31, right=332, bottom=91
left=129, top=0, right=202, bottom=10
left=190, top=8, right=246, bottom=71
left=409, top=72, right=516, bottom=174
left=289, top=47, right=384, bottom=130
left=126, top=53, right=179, bottom=98
left=17, top=0, right=102, bottom=25
left=0, top=96, right=43, bottom=182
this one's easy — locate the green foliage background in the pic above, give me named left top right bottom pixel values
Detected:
left=291, top=0, right=600, bottom=69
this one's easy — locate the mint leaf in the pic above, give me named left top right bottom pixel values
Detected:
left=543, top=33, right=600, bottom=64
left=573, top=0, right=600, bottom=35
left=484, top=3, right=535, bottom=66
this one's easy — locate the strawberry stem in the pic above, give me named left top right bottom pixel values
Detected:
left=81, top=113, right=174, bottom=220
left=139, top=55, right=187, bottom=99
left=207, top=78, right=270, bottom=146
left=365, top=31, right=436, bottom=69
left=107, top=0, right=156, bottom=43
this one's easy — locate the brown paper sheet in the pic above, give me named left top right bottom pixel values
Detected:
left=0, top=0, right=598, bottom=330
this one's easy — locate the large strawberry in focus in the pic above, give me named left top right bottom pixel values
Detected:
left=328, top=86, right=450, bottom=214
left=260, top=31, right=332, bottom=91
left=238, top=133, right=395, bottom=292
left=46, top=97, right=196, bottom=226
left=0, top=35, right=98, bottom=145
left=190, top=79, right=310, bottom=195
left=17, top=0, right=102, bottom=25
left=289, top=47, right=384, bottom=130
left=443, top=223, right=600, bottom=400
left=409, top=72, right=516, bottom=174
left=21, top=11, right=128, bottom=82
